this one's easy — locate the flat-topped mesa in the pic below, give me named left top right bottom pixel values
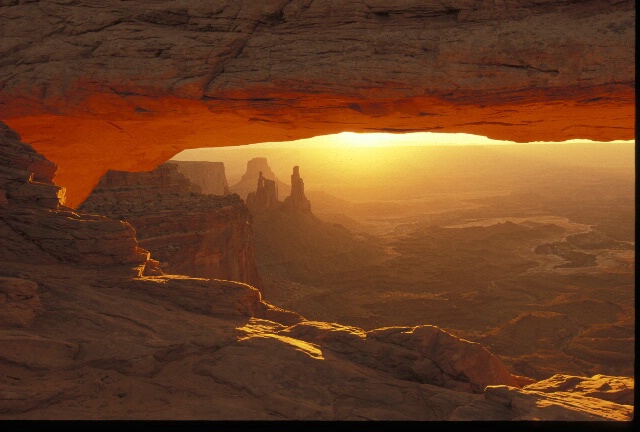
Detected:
left=79, top=162, right=263, bottom=289
left=282, top=166, right=311, bottom=213
left=246, top=171, right=279, bottom=212
left=99, top=163, right=201, bottom=196
left=167, top=160, right=230, bottom=196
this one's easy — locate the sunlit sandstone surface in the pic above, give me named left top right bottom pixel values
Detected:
left=0, top=0, right=634, bottom=206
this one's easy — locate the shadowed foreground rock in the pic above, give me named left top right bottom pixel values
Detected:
left=0, top=121, right=634, bottom=420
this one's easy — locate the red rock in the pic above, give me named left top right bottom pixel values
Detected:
left=0, top=100, right=634, bottom=421
left=79, top=163, right=263, bottom=288
left=246, top=171, right=280, bottom=212
left=0, top=121, right=153, bottom=275
left=0, top=277, right=43, bottom=327
left=0, top=1, right=632, bottom=206
left=366, top=325, right=519, bottom=392
left=523, top=373, right=635, bottom=406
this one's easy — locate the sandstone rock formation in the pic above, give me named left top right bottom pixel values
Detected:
left=230, top=157, right=290, bottom=202
left=167, top=160, right=230, bottom=196
left=0, top=121, right=154, bottom=276
left=482, top=374, right=635, bottom=421
left=282, top=166, right=311, bottom=212
left=79, top=163, right=263, bottom=289
left=243, top=163, right=311, bottom=213
left=0, top=120, right=635, bottom=421
left=0, top=1, right=633, bottom=206
left=246, top=171, right=280, bottom=212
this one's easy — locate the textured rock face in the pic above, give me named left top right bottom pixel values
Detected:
left=167, top=160, right=230, bottom=196
left=0, top=277, right=44, bottom=327
left=0, top=0, right=634, bottom=206
left=0, top=121, right=152, bottom=275
left=79, top=163, right=263, bottom=288
left=282, top=166, right=311, bottom=212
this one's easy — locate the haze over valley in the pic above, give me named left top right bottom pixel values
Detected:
left=171, top=139, right=635, bottom=382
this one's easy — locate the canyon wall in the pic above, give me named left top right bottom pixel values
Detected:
left=79, top=163, right=263, bottom=289
left=168, top=160, right=230, bottom=196
left=0, top=0, right=634, bottom=206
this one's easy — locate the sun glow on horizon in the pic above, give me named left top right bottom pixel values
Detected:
left=175, top=132, right=634, bottom=153
left=171, top=132, right=635, bottom=178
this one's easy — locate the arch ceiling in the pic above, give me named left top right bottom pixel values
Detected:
left=0, top=0, right=634, bottom=206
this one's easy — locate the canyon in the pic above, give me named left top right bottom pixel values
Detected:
left=0, top=0, right=635, bottom=423
left=191, top=144, right=634, bottom=385
left=0, top=123, right=635, bottom=420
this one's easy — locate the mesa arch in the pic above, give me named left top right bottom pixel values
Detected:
left=0, top=0, right=634, bottom=207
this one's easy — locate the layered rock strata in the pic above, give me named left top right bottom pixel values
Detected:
left=0, top=121, right=154, bottom=276
left=79, top=163, right=263, bottom=289
left=1, top=1, right=633, bottom=206
left=167, top=160, right=230, bottom=196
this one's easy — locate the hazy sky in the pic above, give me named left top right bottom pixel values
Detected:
left=174, top=131, right=634, bottom=152
left=171, top=133, right=635, bottom=200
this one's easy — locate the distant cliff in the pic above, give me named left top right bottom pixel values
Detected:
left=168, top=160, right=230, bottom=196
left=79, top=163, right=263, bottom=289
left=230, top=157, right=290, bottom=201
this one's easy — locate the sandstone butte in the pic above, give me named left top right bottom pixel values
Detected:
left=0, top=0, right=635, bottom=207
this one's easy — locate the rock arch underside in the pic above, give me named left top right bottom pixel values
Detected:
left=0, top=0, right=635, bottom=207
